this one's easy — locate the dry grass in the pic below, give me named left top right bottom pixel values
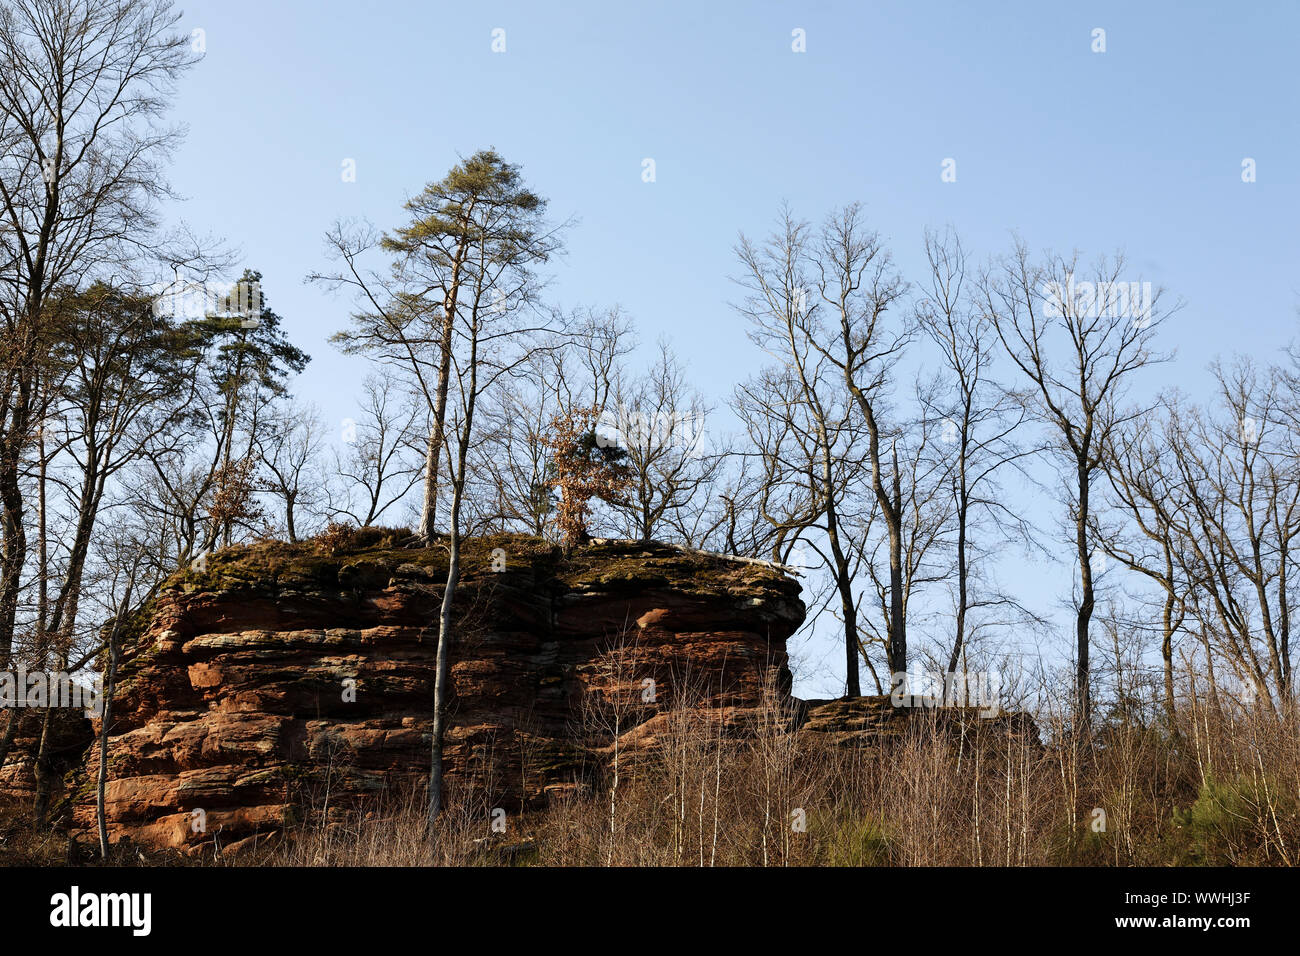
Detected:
left=8, top=645, right=1300, bottom=867
left=235, top=687, right=1300, bottom=868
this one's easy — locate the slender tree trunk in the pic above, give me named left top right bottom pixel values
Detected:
left=849, top=383, right=907, bottom=677
left=1075, top=462, right=1094, bottom=729
left=285, top=493, right=297, bottom=543
left=888, top=445, right=906, bottom=675
left=0, top=229, right=48, bottom=761
left=36, top=418, right=47, bottom=652
left=947, top=494, right=970, bottom=693
left=417, top=414, right=445, bottom=540
left=1279, top=570, right=1292, bottom=698
left=0, top=394, right=30, bottom=668
left=0, top=421, right=29, bottom=772
left=818, top=419, right=860, bottom=697
left=945, top=388, right=975, bottom=694
left=428, top=321, right=479, bottom=842
left=0, top=295, right=40, bottom=696
left=97, top=588, right=128, bottom=859
left=1162, top=595, right=1177, bottom=730
left=427, top=515, right=458, bottom=835
left=10, top=417, right=48, bottom=794
left=826, top=518, right=860, bottom=698
left=212, top=345, right=247, bottom=551
left=32, top=649, right=65, bottom=825
left=417, top=247, right=468, bottom=542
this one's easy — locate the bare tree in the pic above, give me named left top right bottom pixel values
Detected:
left=851, top=394, right=952, bottom=687
left=1096, top=399, right=1191, bottom=727
left=982, top=240, right=1170, bottom=726
left=328, top=372, right=425, bottom=528
left=734, top=206, right=873, bottom=696
left=254, top=399, right=328, bottom=542
left=915, top=228, right=1037, bottom=690
left=467, top=308, right=633, bottom=537
left=1165, top=360, right=1299, bottom=712
left=606, top=340, right=723, bottom=543
left=808, top=204, right=912, bottom=676
left=425, top=267, right=559, bottom=836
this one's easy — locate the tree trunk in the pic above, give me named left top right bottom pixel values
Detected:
left=947, top=487, right=970, bottom=697
left=1161, top=596, right=1177, bottom=731
left=850, top=384, right=907, bottom=678
left=32, top=664, right=59, bottom=825
left=428, top=437, right=474, bottom=850
left=97, top=631, right=120, bottom=858
left=0, top=501, right=28, bottom=768
left=819, top=421, right=860, bottom=698
left=427, top=527, right=457, bottom=836
left=888, top=445, right=907, bottom=675
left=827, top=521, right=860, bottom=698
left=0, top=304, right=38, bottom=693
left=417, top=249, right=468, bottom=542
left=428, top=308, right=480, bottom=844
left=0, top=422, right=29, bottom=677
left=417, top=417, right=444, bottom=540
left=285, top=494, right=297, bottom=543
left=1075, top=462, right=1094, bottom=729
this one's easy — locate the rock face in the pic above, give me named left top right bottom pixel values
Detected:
left=65, top=533, right=806, bottom=852
left=0, top=708, right=94, bottom=802
left=793, top=696, right=1041, bottom=749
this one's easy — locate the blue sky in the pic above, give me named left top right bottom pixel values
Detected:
left=160, top=0, right=1300, bottom=696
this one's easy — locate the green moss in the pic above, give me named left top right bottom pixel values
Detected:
left=146, top=533, right=800, bottom=636
left=236, top=768, right=282, bottom=788
left=158, top=532, right=570, bottom=596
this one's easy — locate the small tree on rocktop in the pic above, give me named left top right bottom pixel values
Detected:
left=543, top=406, right=632, bottom=550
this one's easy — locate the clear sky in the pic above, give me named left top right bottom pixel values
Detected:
left=159, top=0, right=1300, bottom=697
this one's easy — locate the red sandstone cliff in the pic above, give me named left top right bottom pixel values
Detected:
left=64, top=532, right=806, bottom=852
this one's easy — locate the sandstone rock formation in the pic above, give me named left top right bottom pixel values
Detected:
left=0, top=531, right=1041, bottom=855
left=64, top=532, right=806, bottom=852
left=0, top=708, right=93, bottom=803
left=793, top=695, right=1040, bottom=749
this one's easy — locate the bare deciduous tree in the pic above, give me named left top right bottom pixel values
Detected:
left=606, top=340, right=722, bottom=543
left=982, top=241, right=1170, bottom=726
left=915, top=228, right=1038, bottom=691
left=1096, top=400, right=1191, bottom=727
left=328, top=372, right=426, bottom=528
left=254, top=399, right=328, bottom=542
left=809, top=204, right=912, bottom=676
left=734, top=206, right=875, bottom=696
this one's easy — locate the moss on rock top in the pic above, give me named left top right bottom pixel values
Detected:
left=163, top=528, right=801, bottom=606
